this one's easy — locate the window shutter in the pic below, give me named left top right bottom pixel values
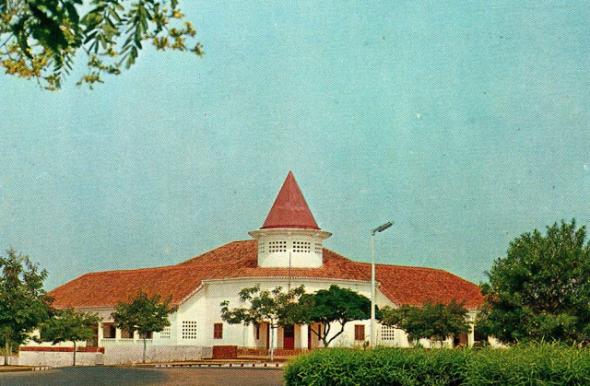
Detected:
left=213, top=323, right=223, bottom=339
left=354, top=324, right=365, bottom=341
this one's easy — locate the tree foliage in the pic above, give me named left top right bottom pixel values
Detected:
left=0, top=248, right=51, bottom=365
left=112, top=290, right=175, bottom=363
left=0, top=0, right=203, bottom=90
left=380, top=301, right=469, bottom=345
left=478, top=220, right=590, bottom=345
left=40, top=308, right=100, bottom=366
left=220, top=285, right=305, bottom=360
left=297, top=285, right=371, bottom=347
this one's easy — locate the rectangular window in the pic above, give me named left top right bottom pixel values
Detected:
left=213, top=323, right=223, bottom=339
left=102, top=323, right=116, bottom=338
left=182, top=321, right=198, bottom=340
left=121, top=328, right=134, bottom=339
left=354, top=324, right=365, bottom=341
left=255, top=324, right=260, bottom=340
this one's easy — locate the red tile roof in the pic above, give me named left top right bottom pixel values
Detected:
left=261, top=172, right=320, bottom=230
left=49, top=240, right=483, bottom=310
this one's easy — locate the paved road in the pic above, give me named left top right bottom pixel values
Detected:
left=0, top=366, right=284, bottom=386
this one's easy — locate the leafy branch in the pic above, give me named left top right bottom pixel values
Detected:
left=0, top=0, right=203, bottom=90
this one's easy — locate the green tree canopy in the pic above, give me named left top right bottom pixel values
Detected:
left=297, top=285, right=371, bottom=347
left=0, top=248, right=51, bottom=365
left=478, top=220, right=590, bottom=345
left=0, top=0, right=203, bottom=90
left=220, top=285, right=305, bottom=361
left=112, top=291, right=175, bottom=363
left=380, top=301, right=470, bottom=345
left=40, top=308, right=100, bottom=366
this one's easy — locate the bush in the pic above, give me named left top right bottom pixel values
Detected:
left=284, top=344, right=590, bottom=386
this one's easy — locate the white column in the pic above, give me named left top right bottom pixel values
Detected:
left=467, top=311, right=476, bottom=347
left=244, top=324, right=256, bottom=348
left=468, top=322, right=475, bottom=347
left=97, top=322, right=103, bottom=345
left=297, top=324, right=308, bottom=349
left=271, top=326, right=278, bottom=350
left=115, top=328, right=121, bottom=340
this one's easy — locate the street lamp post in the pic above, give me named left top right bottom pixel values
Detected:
left=370, top=221, right=393, bottom=348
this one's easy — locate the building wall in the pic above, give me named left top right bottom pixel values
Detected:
left=173, top=277, right=396, bottom=349
left=39, top=277, right=478, bottom=352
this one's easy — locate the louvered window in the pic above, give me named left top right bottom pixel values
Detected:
left=381, top=325, right=396, bottom=341
left=182, top=321, right=198, bottom=340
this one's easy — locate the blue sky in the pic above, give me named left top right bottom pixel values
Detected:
left=1, top=1, right=589, bottom=289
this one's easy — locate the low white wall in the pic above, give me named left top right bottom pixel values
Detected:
left=17, top=351, right=102, bottom=367
left=103, top=345, right=212, bottom=365
left=15, top=346, right=212, bottom=367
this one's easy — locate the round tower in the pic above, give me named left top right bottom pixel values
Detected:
left=249, top=172, right=331, bottom=268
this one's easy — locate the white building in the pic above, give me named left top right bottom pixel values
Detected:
left=48, top=172, right=483, bottom=355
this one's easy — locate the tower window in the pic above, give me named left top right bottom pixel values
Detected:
left=293, top=241, right=311, bottom=253
left=314, top=243, right=322, bottom=253
left=268, top=240, right=287, bottom=253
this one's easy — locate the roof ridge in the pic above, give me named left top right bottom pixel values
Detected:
left=377, top=263, right=448, bottom=272
left=177, top=240, right=255, bottom=265
left=322, top=248, right=355, bottom=262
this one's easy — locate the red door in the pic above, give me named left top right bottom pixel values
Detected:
left=283, top=325, right=295, bottom=349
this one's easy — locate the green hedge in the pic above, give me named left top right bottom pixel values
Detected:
left=284, top=344, right=590, bottom=386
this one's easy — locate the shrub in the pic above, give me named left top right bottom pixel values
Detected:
left=284, top=344, right=590, bottom=386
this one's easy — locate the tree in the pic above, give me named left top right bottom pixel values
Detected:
left=0, top=0, right=203, bottom=90
left=220, top=285, right=305, bottom=361
left=478, top=220, right=590, bottom=345
left=296, top=285, right=371, bottom=347
left=0, top=248, right=52, bottom=365
left=112, top=291, right=175, bottom=363
left=40, top=308, right=100, bottom=366
left=380, top=301, right=470, bottom=346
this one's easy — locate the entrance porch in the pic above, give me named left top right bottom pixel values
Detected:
left=239, top=323, right=322, bottom=356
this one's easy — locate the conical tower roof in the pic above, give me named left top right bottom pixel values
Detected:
left=262, top=172, right=320, bottom=230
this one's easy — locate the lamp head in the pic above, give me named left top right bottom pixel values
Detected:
left=371, top=221, right=393, bottom=235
